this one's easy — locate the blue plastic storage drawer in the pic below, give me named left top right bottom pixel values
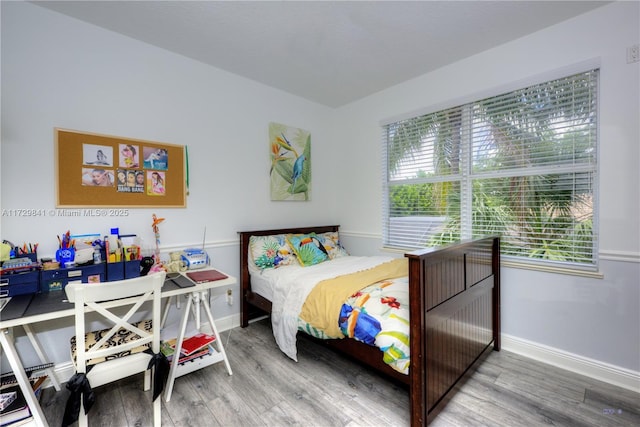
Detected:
left=0, top=270, right=39, bottom=297
left=40, top=264, right=105, bottom=292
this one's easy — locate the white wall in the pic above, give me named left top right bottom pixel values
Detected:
left=332, top=1, right=640, bottom=385
left=2, top=1, right=638, bottom=389
left=0, top=2, right=340, bottom=366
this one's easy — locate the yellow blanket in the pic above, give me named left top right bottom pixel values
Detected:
left=299, top=258, right=408, bottom=338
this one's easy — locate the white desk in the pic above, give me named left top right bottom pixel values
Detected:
left=0, top=269, right=235, bottom=427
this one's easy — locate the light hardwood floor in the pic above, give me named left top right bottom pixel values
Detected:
left=41, top=319, right=639, bottom=426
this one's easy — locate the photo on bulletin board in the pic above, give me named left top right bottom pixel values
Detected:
left=55, top=128, right=186, bottom=207
left=83, top=144, right=113, bottom=167
left=143, top=146, right=169, bottom=170
left=147, top=171, right=166, bottom=196
left=116, top=169, right=144, bottom=193
left=81, top=168, right=115, bottom=187
left=118, top=143, right=141, bottom=169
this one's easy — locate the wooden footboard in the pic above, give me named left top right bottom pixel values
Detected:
left=239, top=226, right=500, bottom=426
left=407, top=236, right=500, bottom=425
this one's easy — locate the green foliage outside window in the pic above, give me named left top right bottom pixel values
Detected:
left=384, top=70, right=598, bottom=267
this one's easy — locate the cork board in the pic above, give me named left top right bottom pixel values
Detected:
left=55, top=128, right=186, bottom=207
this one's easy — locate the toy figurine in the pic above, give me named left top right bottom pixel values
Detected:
left=165, top=251, right=187, bottom=273
left=151, top=213, right=165, bottom=263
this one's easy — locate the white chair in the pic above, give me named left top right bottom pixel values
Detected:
left=63, top=272, right=166, bottom=427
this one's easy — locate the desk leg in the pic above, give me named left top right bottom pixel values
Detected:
left=161, top=295, right=173, bottom=328
left=164, top=293, right=193, bottom=402
left=22, top=324, right=61, bottom=391
left=0, top=329, right=50, bottom=427
left=193, top=292, right=201, bottom=329
left=201, top=293, right=232, bottom=376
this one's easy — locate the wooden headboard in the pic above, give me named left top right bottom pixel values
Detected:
left=238, top=225, right=340, bottom=326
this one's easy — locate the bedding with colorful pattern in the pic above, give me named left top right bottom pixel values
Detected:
left=298, top=275, right=410, bottom=374
left=259, top=252, right=410, bottom=375
left=249, top=231, right=349, bottom=270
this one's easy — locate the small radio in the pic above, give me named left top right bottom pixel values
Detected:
left=181, top=248, right=210, bottom=270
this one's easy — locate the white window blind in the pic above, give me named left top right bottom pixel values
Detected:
left=382, top=69, right=598, bottom=268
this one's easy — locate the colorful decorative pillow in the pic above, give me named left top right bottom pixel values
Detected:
left=316, top=231, right=349, bottom=259
left=249, top=235, right=298, bottom=269
left=286, top=233, right=329, bottom=267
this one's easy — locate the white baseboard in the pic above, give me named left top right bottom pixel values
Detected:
left=47, top=314, right=242, bottom=388
left=213, top=313, right=242, bottom=333
left=501, top=333, right=640, bottom=393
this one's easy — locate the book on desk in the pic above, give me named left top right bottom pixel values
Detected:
left=185, top=269, right=227, bottom=284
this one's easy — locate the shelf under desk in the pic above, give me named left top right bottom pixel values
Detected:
left=0, top=269, right=236, bottom=427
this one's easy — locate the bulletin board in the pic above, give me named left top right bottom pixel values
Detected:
left=55, top=128, right=186, bottom=207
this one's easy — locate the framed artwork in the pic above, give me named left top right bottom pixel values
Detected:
left=55, top=128, right=186, bottom=207
left=269, top=122, right=311, bottom=201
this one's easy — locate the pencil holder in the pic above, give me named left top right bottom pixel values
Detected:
left=22, top=253, right=38, bottom=263
left=56, top=248, right=75, bottom=265
left=124, top=259, right=141, bottom=279
left=106, top=262, right=125, bottom=281
left=56, top=248, right=76, bottom=266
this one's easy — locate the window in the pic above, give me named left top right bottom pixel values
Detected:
left=382, top=69, right=598, bottom=269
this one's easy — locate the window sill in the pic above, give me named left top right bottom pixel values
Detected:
left=501, top=259, right=603, bottom=279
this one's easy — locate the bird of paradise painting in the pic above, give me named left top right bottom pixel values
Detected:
left=269, top=122, right=311, bottom=201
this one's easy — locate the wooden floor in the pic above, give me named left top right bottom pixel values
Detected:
left=40, top=319, right=639, bottom=426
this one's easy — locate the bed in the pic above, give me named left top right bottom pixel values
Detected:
left=238, top=225, right=500, bottom=426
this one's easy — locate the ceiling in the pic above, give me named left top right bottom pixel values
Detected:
left=32, top=1, right=609, bottom=108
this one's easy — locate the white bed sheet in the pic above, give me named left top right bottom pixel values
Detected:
left=249, top=255, right=394, bottom=361
left=248, top=265, right=276, bottom=302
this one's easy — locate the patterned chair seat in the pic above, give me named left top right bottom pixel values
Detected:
left=70, top=319, right=153, bottom=366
